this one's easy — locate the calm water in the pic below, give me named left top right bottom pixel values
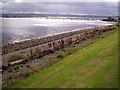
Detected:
left=2, top=18, right=116, bottom=45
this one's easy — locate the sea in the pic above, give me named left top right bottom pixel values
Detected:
left=1, top=17, right=116, bottom=45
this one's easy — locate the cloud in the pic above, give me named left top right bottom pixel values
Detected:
left=2, top=2, right=118, bottom=16
left=1, top=0, right=119, bottom=2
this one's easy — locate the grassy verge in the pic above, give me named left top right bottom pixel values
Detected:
left=7, top=30, right=118, bottom=88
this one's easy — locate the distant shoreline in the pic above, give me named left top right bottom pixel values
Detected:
left=2, top=13, right=118, bottom=18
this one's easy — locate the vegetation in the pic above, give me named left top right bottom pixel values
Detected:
left=8, top=54, right=25, bottom=62
left=7, top=29, right=118, bottom=88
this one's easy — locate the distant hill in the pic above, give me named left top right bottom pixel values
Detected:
left=2, top=13, right=118, bottom=18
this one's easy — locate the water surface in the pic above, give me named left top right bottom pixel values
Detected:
left=2, top=18, right=116, bottom=45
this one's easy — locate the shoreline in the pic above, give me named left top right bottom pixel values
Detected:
left=2, top=25, right=116, bottom=55
left=8, top=26, right=96, bottom=44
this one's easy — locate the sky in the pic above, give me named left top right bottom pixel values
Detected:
left=0, top=0, right=119, bottom=2
left=1, top=0, right=119, bottom=16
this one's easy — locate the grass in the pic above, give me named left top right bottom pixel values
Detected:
left=8, top=30, right=118, bottom=88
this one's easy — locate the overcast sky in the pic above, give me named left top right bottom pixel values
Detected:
left=1, top=1, right=118, bottom=16
left=0, top=0, right=119, bottom=2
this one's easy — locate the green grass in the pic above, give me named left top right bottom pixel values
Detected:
left=8, top=30, right=118, bottom=88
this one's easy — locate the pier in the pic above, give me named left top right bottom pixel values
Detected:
left=42, top=17, right=104, bottom=21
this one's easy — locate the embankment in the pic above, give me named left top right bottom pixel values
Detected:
left=6, top=27, right=118, bottom=88
left=2, top=25, right=117, bottom=55
left=2, top=25, right=117, bottom=67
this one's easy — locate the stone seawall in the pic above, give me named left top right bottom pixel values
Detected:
left=2, top=25, right=117, bottom=67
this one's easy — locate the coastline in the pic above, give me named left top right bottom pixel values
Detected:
left=2, top=24, right=117, bottom=67
left=2, top=25, right=115, bottom=55
left=12, top=26, right=96, bottom=44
